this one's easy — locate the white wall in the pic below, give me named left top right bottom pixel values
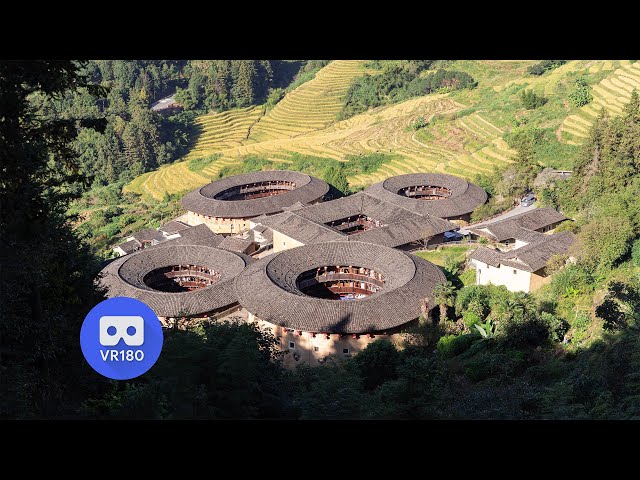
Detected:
left=272, top=230, right=305, bottom=253
left=470, top=259, right=532, bottom=293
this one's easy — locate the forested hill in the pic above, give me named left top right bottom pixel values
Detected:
left=32, top=60, right=318, bottom=189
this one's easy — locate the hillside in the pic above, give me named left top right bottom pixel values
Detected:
left=247, top=60, right=367, bottom=142
left=125, top=60, right=638, bottom=201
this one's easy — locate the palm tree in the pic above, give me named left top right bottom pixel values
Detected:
left=433, top=281, right=456, bottom=323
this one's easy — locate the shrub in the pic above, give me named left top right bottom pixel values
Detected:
left=631, top=238, right=640, bottom=266
left=568, top=78, right=593, bottom=108
left=412, top=116, right=427, bottom=130
left=527, top=60, right=566, bottom=76
left=498, top=316, right=551, bottom=349
left=354, top=340, right=400, bottom=391
left=455, top=285, right=491, bottom=316
left=266, top=88, right=285, bottom=110
left=463, top=310, right=483, bottom=329
left=540, top=312, right=570, bottom=343
left=520, top=90, right=547, bottom=109
left=437, top=333, right=477, bottom=358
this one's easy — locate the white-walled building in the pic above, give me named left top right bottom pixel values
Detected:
left=469, top=230, right=575, bottom=293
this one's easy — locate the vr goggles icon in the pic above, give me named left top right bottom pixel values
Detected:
left=99, top=316, right=144, bottom=346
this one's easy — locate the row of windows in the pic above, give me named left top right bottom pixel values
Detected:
left=288, top=341, right=349, bottom=354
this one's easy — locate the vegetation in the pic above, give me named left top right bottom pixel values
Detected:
left=340, top=61, right=476, bottom=119
left=568, top=77, right=593, bottom=107
left=519, top=89, right=547, bottom=109
left=174, top=60, right=303, bottom=111
left=527, top=60, right=567, bottom=76
left=1, top=61, right=109, bottom=418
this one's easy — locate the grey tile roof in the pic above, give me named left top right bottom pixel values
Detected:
left=218, top=235, right=254, bottom=254
left=115, top=239, right=141, bottom=254
left=234, top=241, right=446, bottom=333
left=254, top=192, right=457, bottom=248
left=131, top=228, right=164, bottom=243
left=171, top=223, right=224, bottom=246
left=470, top=208, right=568, bottom=242
left=470, top=231, right=575, bottom=272
left=365, top=173, right=488, bottom=218
left=98, top=228, right=247, bottom=317
left=181, top=170, right=329, bottom=219
left=159, top=220, right=191, bottom=235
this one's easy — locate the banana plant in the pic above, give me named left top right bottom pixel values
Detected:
left=475, top=319, right=495, bottom=340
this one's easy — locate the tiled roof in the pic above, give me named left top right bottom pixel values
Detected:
left=254, top=192, right=456, bottom=248
left=470, top=231, right=575, bottom=272
left=159, top=220, right=191, bottom=235
left=234, top=241, right=446, bottom=333
left=470, top=208, right=568, bottom=242
left=181, top=170, right=329, bottom=218
left=98, top=227, right=247, bottom=317
left=131, top=228, right=164, bottom=243
left=218, top=235, right=254, bottom=254
left=115, top=239, right=141, bottom=254
left=365, top=173, right=487, bottom=218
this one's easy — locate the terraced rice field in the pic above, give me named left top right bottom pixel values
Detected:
left=559, top=61, right=639, bottom=145
left=126, top=91, right=515, bottom=199
left=125, top=60, right=530, bottom=200
left=184, top=106, right=264, bottom=160
left=247, top=60, right=367, bottom=142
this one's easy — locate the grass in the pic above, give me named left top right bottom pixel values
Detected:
left=415, top=245, right=472, bottom=267
left=188, top=153, right=222, bottom=172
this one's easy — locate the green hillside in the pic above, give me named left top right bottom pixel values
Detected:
left=126, top=60, right=637, bottom=200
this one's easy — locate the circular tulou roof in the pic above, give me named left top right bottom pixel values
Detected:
left=234, top=241, right=446, bottom=333
left=99, top=244, right=249, bottom=318
left=181, top=170, right=330, bottom=219
left=365, top=173, right=487, bottom=218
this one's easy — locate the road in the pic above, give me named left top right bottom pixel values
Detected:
left=458, top=203, right=537, bottom=235
left=151, top=94, right=176, bottom=111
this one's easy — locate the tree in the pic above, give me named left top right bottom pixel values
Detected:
left=631, top=238, right=640, bottom=266
left=520, top=90, right=547, bottom=109
left=568, top=78, right=593, bottom=107
left=433, top=281, right=456, bottom=323
left=573, top=216, right=634, bottom=273
left=353, top=340, right=400, bottom=391
left=0, top=61, right=108, bottom=418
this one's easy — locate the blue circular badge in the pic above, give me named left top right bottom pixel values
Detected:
left=80, top=297, right=164, bottom=380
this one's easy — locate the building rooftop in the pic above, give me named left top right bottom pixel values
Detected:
left=99, top=225, right=242, bottom=317
left=234, top=241, right=446, bottom=333
left=131, top=228, right=165, bottom=243
left=365, top=173, right=487, bottom=218
left=255, top=192, right=457, bottom=248
left=470, top=231, right=575, bottom=272
left=181, top=170, right=330, bottom=219
left=470, top=208, right=568, bottom=242
left=218, top=235, right=254, bottom=254
left=114, top=238, right=141, bottom=254
left=159, top=220, right=191, bottom=235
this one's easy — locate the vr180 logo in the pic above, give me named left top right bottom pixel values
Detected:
left=99, top=316, right=145, bottom=362
left=80, top=298, right=163, bottom=380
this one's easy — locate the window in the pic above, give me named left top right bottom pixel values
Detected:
left=289, top=342, right=295, bottom=349
left=513, top=269, right=517, bottom=274
left=343, top=348, right=350, bottom=354
left=283, top=241, right=286, bottom=246
left=314, top=346, right=319, bottom=352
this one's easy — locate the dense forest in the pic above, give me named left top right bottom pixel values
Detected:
left=3, top=61, right=640, bottom=419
